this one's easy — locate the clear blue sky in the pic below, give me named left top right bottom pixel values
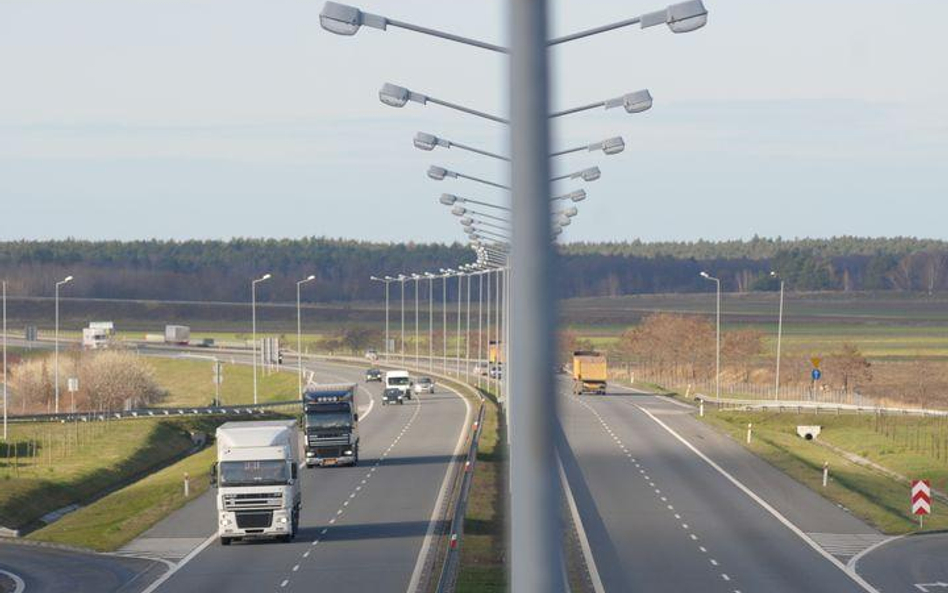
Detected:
left=1, top=0, right=946, bottom=242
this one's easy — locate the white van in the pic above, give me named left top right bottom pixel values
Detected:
left=385, top=370, right=412, bottom=400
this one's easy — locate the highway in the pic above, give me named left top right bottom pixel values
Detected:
left=558, top=383, right=884, bottom=592
left=0, top=543, right=160, bottom=593
left=132, top=359, right=470, bottom=593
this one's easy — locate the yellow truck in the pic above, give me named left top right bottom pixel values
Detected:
left=572, top=351, right=607, bottom=395
left=488, top=340, right=505, bottom=364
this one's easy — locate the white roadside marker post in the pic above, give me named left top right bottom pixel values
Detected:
left=746, top=423, right=753, bottom=444
left=184, top=472, right=190, bottom=498
left=822, top=462, right=828, bottom=487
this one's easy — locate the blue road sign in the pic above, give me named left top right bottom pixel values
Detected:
left=812, top=368, right=822, bottom=381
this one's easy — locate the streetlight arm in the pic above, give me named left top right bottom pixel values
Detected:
left=386, top=17, right=508, bottom=53
left=450, top=140, right=511, bottom=162
left=425, top=95, right=509, bottom=124
left=547, top=16, right=642, bottom=46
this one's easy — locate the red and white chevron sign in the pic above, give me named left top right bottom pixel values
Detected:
left=912, top=479, right=932, bottom=516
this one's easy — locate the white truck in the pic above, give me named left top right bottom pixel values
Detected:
left=164, top=324, right=190, bottom=345
left=212, top=420, right=302, bottom=545
left=385, top=370, right=412, bottom=400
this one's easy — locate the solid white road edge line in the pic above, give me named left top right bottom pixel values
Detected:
left=405, top=381, right=473, bottom=593
left=0, top=569, right=26, bottom=593
left=635, top=404, right=881, bottom=593
left=846, top=534, right=903, bottom=572
left=558, top=458, right=606, bottom=593
left=612, top=382, right=695, bottom=410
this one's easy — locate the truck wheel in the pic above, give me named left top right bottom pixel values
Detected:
left=354, top=447, right=360, bottom=464
left=220, top=537, right=231, bottom=546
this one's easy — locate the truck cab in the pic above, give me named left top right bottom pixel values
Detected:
left=213, top=420, right=301, bottom=546
left=385, top=370, right=412, bottom=400
left=303, top=384, right=360, bottom=467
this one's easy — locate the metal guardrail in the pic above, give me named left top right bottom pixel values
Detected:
left=436, top=402, right=486, bottom=593
left=698, top=394, right=948, bottom=417
left=4, top=399, right=302, bottom=424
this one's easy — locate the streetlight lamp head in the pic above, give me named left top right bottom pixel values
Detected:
left=557, top=215, right=571, bottom=227
left=564, top=206, right=579, bottom=217
left=552, top=227, right=563, bottom=237
left=306, top=274, right=316, bottom=281
left=439, top=193, right=458, bottom=206
left=63, top=276, right=74, bottom=284
left=622, top=89, right=653, bottom=113
left=460, top=217, right=474, bottom=226
left=700, top=271, right=710, bottom=278
left=379, top=83, right=410, bottom=108
left=601, top=136, right=625, bottom=155
left=463, top=227, right=476, bottom=235
left=770, top=271, right=777, bottom=277
left=569, top=190, right=587, bottom=202
left=319, top=2, right=387, bottom=35
left=450, top=205, right=467, bottom=217
left=414, top=132, right=438, bottom=151
left=427, top=165, right=448, bottom=180
left=580, top=167, right=601, bottom=182
left=666, top=0, right=708, bottom=33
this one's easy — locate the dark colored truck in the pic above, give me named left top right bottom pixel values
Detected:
left=303, top=384, right=360, bottom=467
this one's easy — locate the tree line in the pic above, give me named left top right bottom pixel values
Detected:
left=1, top=237, right=947, bottom=302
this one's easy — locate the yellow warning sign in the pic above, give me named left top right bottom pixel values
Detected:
left=810, top=357, right=822, bottom=369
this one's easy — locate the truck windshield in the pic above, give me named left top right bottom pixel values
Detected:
left=219, top=460, right=289, bottom=486
left=388, top=377, right=409, bottom=386
left=306, top=412, right=352, bottom=429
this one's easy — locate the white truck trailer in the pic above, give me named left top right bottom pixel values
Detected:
left=164, top=324, right=190, bottom=345
left=212, top=420, right=302, bottom=545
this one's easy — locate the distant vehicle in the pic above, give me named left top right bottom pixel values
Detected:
left=303, top=384, right=359, bottom=467
left=413, top=377, right=435, bottom=395
left=489, top=363, right=503, bottom=380
left=212, top=420, right=301, bottom=545
left=365, top=368, right=383, bottom=382
left=82, top=321, right=115, bottom=350
left=164, top=325, right=190, bottom=345
left=572, top=350, right=607, bottom=395
left=472, top=363, right=488, bottom=376
left=385, top=370, right=412, bottom=400
left=382, top=387, right=405, bottom=405
left=196, top=338, right=216, bottom=348
left=488, top=340, right=504, bottom=364
left=364, top=349, right=379, bottom=361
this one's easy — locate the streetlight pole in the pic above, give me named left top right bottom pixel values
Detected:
left=427, top=273, right=434, bottom=371
left=772, top=272, right=785, bottom=401
left=700, top=272, right=721, bottom=402
left=465, top=266, right=472, bottom=382
left=54, top=275, right=73, bottom=415
left=370, top=276, right=393, bottom=362
left=297, top=275, right=316, bottom=399
left=399, top=275, right=406, bottom=364
left=252, top=273, right=272, bottom=405
left=414, top=274, right=421, bottom=368
left=509, top=2, right=561, bottom=578
left=456, top=271, right=463, bottom=376
left=478, top=270, right=484, bottom=389
left=2, top=280, right=7, bottom=441
left=440, top=269, right=451, bottom=374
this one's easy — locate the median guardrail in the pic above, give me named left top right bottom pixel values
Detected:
left=435, top=402, right=486, bottom=593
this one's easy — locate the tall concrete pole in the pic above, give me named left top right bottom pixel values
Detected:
left=775, top=279, right=785, bottom=400
left=509, top=0, right=563, bottom=588
left=2, top=280, right=7, bottom=440
left=429, top=276, right=434, bottom=371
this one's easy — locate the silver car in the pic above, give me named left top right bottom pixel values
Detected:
left=413, top=377, right=435, bottom=395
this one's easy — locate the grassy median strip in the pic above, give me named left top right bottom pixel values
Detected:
left=702, top=410, right=948, bottom=534
left=456, top=391, right=506, bottom=593
left=28, top=446, right=217, bottom=551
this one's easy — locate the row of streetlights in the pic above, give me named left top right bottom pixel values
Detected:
left=321, top=2, right=709, bottom=589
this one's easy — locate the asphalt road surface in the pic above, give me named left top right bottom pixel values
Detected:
left=558, top=382, right=884, bottom=593
left=134, top=359, right=470, bottom=593
left=0, top=543, right=161, bottom=593
left=856, top=533, right=948, bottom=592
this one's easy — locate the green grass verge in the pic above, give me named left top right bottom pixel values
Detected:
left=28, top=446, right=217, bottom=551
left=0, top=417, right=220, bottom=530
left=456, top=391, right=506, bottom=593
left=149, top=358, right=299, bottom=407
left=702, top=410, right=948, bottom=534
